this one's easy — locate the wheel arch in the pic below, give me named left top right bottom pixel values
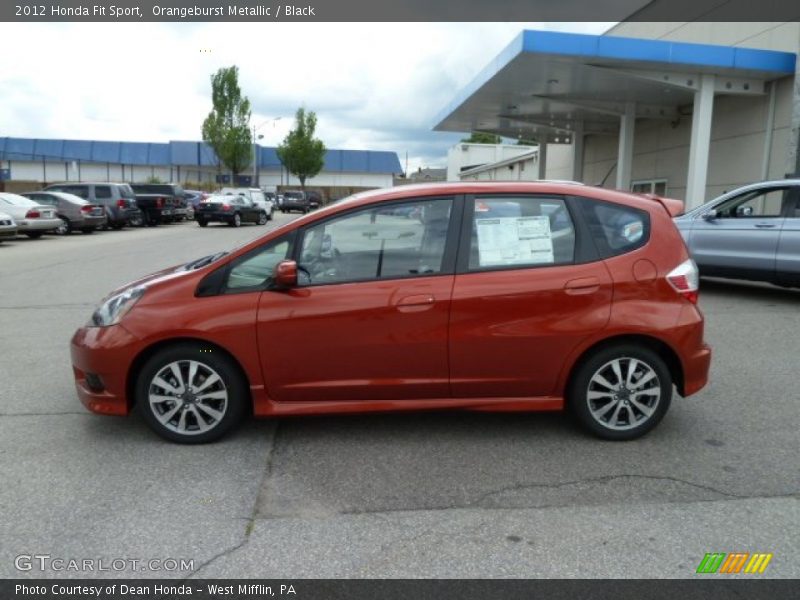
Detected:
left=126, top=337, right=253, bottom=413
left=563, top=334, right=686, bottom=398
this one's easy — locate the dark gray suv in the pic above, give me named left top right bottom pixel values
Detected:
left=44, top=182, right=142, bottom=229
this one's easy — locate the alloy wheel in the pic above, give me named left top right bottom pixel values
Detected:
left=586, top=357, right=661, bottom=431
left=147, top=360, right=228, bottom=436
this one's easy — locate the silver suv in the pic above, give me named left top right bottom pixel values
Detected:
left=44, top=182, right=143, bottom=229
left=674, top=179, right=800, bottom=287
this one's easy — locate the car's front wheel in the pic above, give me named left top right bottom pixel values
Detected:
left=568, top=344, right=672, bottom=441
left=136, top=344, right=247, bottom=443
left=257, top=211, right=268, bottom=225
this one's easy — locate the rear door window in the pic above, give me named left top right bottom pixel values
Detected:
left=576, top=198, right=650, bottom=258
left=95, top=186, right=112, bottom=199
left=467, top=196, right=576, bottom=270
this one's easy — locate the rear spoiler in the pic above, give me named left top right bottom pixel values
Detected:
left=638, top=193, right=685, bottom=217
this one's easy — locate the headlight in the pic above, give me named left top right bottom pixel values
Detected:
left=89, top=286, right=145, bottom=327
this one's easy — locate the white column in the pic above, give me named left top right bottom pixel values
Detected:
left=616, top=102, right=636, bottom=190
left=761, top=80, right=777, bottom=180
left=536, top=141, right=547, bottom=180
left=686, top=74, right=716, bottom=209
left=572, top=120, right=584, bottom=182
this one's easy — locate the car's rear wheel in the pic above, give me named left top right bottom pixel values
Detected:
left=136, top=344, right=247, bottom=443
left=230, top=213, right=242, bottom=227
left=197, top=218, right=208, bottom=227
left=568, top=344, right=672, bottom=441
left=55, top=218, right=71, bottom=235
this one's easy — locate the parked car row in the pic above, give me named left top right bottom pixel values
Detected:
left=0, top=183, right=300, bottom=242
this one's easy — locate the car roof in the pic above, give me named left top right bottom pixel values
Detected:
left=0, top=192, right=39, bottom=205
left=46, top=182, right=127, bottom=186
left=330, top=181, right=673, bottom=214
left=24, top=190, right=88, bottom=203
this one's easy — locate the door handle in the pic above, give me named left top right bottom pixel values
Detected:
left=564, top=277, right=600, bottom=295
left=754, top=223, right=777, bottom=228
left=395, top=294, right=436, bottom=312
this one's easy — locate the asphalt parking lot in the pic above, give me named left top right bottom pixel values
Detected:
left=0, top=216, right=798, bottom=579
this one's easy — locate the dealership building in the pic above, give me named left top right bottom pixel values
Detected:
left=0, top=137, right=402, bottom=199
left=436, top=21, right=800, bottom=209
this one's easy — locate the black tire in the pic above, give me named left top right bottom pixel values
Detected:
left=230, top=213, right=242, bottom=227
left=197, top=219, right=208, bottom=227
left=129, top=215, right=144, bottom=227
left=110, top=223, right=125, bottom=230
left=55, top=218, right=72, bottom=236
left=257, top=211, right=268, bottom=225
left=568, top=344, right=672, bottom=441
left=25, top=231, right=44, bottom=239
left=80, top=228, right=94, bottom=234
left=136, top=343, right=248, bottom=444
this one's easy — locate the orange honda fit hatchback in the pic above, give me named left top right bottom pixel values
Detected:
left=71, top=182, right=711, bottom=443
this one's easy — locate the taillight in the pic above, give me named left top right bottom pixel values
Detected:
left=81, top=205, right=93, bottom=213
left=116, top=199, right=126, bottom=208
left=667, top=259, right=700, bottom=304
left=156, top=197, right=163, bottom=208
left=25, top=209, right=41, bottom=218
left=222, top=204, right=231, bottom=211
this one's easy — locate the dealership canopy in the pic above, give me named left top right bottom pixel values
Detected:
left=434, top=30, right=796, bottom=206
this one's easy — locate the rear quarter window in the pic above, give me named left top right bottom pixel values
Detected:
left=576, top=197, right=650, bottom=258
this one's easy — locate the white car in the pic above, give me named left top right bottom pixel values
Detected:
left=0, top=193, right=61, bottom=238
left=0, top=210, right=18, bottom=243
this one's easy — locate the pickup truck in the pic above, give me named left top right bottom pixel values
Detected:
left=130, top=184, right=179, bottom=226
left=130, top=183, right=187, bottom=224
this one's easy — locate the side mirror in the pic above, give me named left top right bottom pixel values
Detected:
left=272, top=260, right=298, bottom=289
left=702, top=209, right=718, bottom=221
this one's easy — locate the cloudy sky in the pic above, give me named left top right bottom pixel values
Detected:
left=0, top=22, right=611, bottom=172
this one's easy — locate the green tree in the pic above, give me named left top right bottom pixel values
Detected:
left=277, top=108, right=326, bottom=193
left=461, top=131, right=502, bottom=144
left=201, top=66, right=252, bottom=178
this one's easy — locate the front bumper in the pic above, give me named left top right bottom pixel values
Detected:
left=71, top=324, right=142, bottom=416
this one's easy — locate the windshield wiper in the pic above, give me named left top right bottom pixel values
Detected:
left=185, top=252, right=228, bottom=270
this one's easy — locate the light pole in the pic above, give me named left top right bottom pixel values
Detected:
left=252, top=117, right=282, bottom=188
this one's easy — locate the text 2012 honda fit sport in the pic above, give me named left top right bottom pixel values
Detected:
left=71, top=182, right=711, bottom=443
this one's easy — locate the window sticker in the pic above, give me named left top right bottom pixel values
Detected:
left=475, top=216, right=554, bottom=267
